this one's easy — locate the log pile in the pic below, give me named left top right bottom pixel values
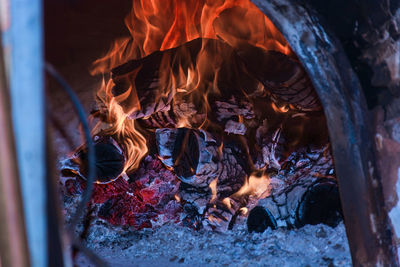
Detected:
left=61, top=37, right=340, bottom=232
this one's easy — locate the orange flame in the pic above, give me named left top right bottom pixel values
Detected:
left=233, top=172, right=270, bottom=199
left=91, top=0, right=292, bottom=172
left=92, top=0, right=291, bottom=73
left=271, top=102, right=290, bottom=113
left=210, top=178, right=218, bottom=202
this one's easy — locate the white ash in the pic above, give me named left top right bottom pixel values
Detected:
left=224, top=120, right=247, bottom=135
left=215, top=97, right=255, bottom=121
left=78, top=221, right=351, bottom=267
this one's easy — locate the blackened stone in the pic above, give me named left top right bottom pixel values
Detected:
left=247, top=206, right=277, bottom=233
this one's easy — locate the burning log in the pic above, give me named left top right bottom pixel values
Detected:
left=107, top=36, right=322, bottom=128
left=212, top=10, right=322, bottom=112
left=109, top=38, right=250, bottom=120
left=60, top=136, right=125, bottom=183
left=247, top=177, right=342, bottom=232
left=156, top=128, right=249, bottom=228
left=156, top=128, right=248, bottom=191
left=241, top=48, right=322, bottom=112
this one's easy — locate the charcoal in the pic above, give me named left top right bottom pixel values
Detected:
left=247, top=206, right=277, bottom=232
left=178, top=182, right=212, bottom=215
left=156, top=128, right=222, bottom=188
left=60, top=136, right=125, bottom=183
left=110, top=39, right=202, bottom=118
left=248, top=177, right=342, bottom=232
left=233, top=44, right=322, bottom=112
left=156, top=128, right=248, bottom=192
left=182, top=202, right=204, bottom=230
left=203, top=202, right=234, bottom=231
left=295, top=180, right=343, bottom=228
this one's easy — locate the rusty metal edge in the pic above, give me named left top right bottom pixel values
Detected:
left=251, top=0, right=398, bottom=265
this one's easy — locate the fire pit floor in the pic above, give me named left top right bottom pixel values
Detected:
left=76, top=221, right=351, bottom=266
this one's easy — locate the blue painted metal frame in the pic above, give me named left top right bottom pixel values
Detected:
left=7, top=0, right=47, bottom=266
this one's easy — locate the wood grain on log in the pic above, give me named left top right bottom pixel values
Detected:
left=60, top=136, right=125, bottom=183
left=234, top=44, right=322, bottom=112
left=250, top=177, right=342, bottom=230
left=156, top=128, right=247, bottom=192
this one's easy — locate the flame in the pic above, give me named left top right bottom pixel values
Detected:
left=92, top=0, right=291, bottom=73
left=222, top=198, right=232, bottom=209
left=233, top=172, right=270, bottom=199
left=210, top=178, right=218, bottom=202
left=271, top=102, right=289, bottom=113
left=239, top=207, right=248, bottom=215
left=91, top=0, right=292, bottom=173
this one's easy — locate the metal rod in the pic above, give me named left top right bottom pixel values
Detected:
left=45, top=63, right=108, bottom=267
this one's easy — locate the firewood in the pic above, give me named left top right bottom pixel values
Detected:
left=110, top=38, right=251, bottom=119
left=248, top=177, right=342, bottom=231
left=156, top=128, right=247, bottom=191
left=234, top=44, right=322, bottom=112
left=60, top=136, right=125, bottom=183
left=247, top=206, right=277, bottom=233
left=156, top=128, right=249, bottom=227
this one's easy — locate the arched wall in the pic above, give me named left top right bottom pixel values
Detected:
left=251, top=0, right=398, bottom=265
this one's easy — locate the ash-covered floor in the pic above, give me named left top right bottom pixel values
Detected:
left=76, top=221, right=351, bottom=266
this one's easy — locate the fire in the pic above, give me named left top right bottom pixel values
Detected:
left=271, top=102, right=289, bottom=113
left=91, top=0, right=292, bottom=173
left=233, top=172, right=270, bottom=199
left=240, top=207, right=249, bottom=215
left=210, top=178, right=218, bottom=202
left=92, top=0, right=291, bottom=73
left=222, top=198, right=232, bottom=209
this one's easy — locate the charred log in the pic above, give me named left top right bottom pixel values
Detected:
left=109, top=38, right=254, bottom=120
left=295, top=180, right=342, bottom=228
left=247, top=206, right=277, bottom=233
left=248, top=177, right=342, bottom=231
left=240, top=48, right=322, bottom=112
left=61, top=136, right=125, bottom=183
left=156, top=128, right=248, bottom=192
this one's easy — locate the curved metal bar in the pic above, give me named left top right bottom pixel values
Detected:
left=45, top=63, right=96, bottom=231
left=251, top=0, right=398, bottom=265
left=45, top=63, right=108, bottom=267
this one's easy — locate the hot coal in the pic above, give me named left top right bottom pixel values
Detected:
left=63, top=155, right=181, bottom=230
